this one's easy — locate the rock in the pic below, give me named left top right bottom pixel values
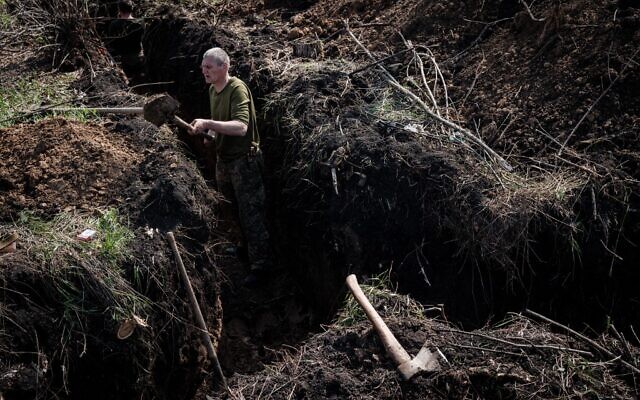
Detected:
left=288, top=27, right=305, bottom=40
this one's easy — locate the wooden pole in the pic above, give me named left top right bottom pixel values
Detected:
left=166, top=232, right=228, bottom=390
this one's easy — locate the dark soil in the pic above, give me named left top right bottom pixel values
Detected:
left=0, top=119, right=141, bottom=217
left=2, top=0, right=640, bottom=399
left=220, top=291, right=638, bottom=399
left=0, top=70, right=224, bottom=399
left=202, top=0, right=640, bottom=332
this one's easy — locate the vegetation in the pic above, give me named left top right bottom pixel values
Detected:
left=335, top=270, right=424, bottom=327
left=9, top=209, right=147, bottom=322
left=0, top=74, right=97, bottom=128
left=0, top=0, right=13, bottom=30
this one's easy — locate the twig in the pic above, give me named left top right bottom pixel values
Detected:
left=446, top=342, right=525, bottom=357
left=525, top=309, right=640, bottom=375
left=558, top=46, right=640, bottom=156
left=436, top=328, right=593, bottom=356
left=348, top=47, right=413, bottom=76
left=446, top=17, right=513, bottom=64
left=520, top=0, right=546, bottom=22
left=344, top=21, right=513, bottom=172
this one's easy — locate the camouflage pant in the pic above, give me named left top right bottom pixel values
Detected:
left=215, top=152, right=271, bottom=270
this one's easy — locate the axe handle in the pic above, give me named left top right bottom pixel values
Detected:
left=346, top=274, right=412, bottom=367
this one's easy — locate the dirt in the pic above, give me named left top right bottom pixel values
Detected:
left=0, top=67, right=224, bottom=399
left=219, top=291, right=637, bottom=399
left=2, top=0, right=640, bottom=399
left=195, top=0, right=640, bottom=331
left=0, top=119, right=141, bottom=217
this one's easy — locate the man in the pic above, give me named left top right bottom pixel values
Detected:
left=106, top=1, right=143, bottom=82
left=190, top=47, right=271, bottom=285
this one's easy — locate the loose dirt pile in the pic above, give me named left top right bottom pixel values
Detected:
left=0, top=89, right=224, bottom=399
left=0, top=119, right=141, bottom=217
left=199, top=0, right=640, bottom=330
left=220, top=286, right=638, bottom=399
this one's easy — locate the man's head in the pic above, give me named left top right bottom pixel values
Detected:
left=201, top=47, right=230, bottom=85
left=117, top=1, right=133, bottom=18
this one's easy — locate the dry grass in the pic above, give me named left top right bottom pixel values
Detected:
left=1, top=209, right=149, bottom=322
left=221, top=287, right=638, bottom=399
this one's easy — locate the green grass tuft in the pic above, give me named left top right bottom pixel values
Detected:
left=334, top=269, right=425, bottom=328
left=0, top=74, right=95, bottom=128
left=7, top=209, right=147, bottom=323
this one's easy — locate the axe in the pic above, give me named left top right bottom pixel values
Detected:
left=346, top=274, right=441, bottom=380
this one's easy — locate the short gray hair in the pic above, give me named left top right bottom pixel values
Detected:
left=203, top=47, right=230, bottom=66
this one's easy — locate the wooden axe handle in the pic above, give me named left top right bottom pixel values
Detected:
left=346, top=274, right=412, bottom=367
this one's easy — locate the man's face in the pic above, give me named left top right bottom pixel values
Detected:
left=201, top=57, right=226, bottom=84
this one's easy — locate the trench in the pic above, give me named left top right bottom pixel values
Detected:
left=104, top=11, right=640, bottom=384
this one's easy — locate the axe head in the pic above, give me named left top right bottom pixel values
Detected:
left=397, top=343, right=441, bottom=380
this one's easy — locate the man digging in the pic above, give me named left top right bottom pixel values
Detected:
left=190, top=47, right=272, bottom=286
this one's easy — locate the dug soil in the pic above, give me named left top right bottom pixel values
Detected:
left=1, top=0, right=640, bottom=399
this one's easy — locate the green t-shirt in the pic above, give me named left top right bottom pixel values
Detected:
left=209, top=77, right=260, bottom=162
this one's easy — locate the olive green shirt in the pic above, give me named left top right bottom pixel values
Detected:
left=209, top=77, right=260, bottom=162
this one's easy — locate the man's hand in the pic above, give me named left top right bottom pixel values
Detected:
left=191, top=118, right=212, bottom=134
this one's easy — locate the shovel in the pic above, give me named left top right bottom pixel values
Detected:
left=346, top=274, right=441, bottom=380
left=50, top=94, right=215, bottom=140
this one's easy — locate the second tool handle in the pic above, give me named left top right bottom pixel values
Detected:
left=345, top=274, right=412, bottom=366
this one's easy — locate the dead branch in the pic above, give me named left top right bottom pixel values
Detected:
left=525, top=309, right=640, bottom=376
left=445, top=342, right=525, bottom=357
left=436, top=327, right=594, bottom=357
left=519, top=0, right=546, bottom=22
left=344, top=22, right=513, bottom=171
left=348, top=47, right=413, bottom=77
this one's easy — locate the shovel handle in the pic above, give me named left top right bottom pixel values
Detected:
left=173, top=115, right=194, bottom=131
left=173, top=116, right=215, bottom=140
left=50, top=107, right=144, bottom=114
left=346, top=274, right=411, bottom=366
left=166, top=232, right=228, bottom=390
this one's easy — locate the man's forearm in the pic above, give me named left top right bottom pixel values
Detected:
left=208, top=120, right=247, bottom=136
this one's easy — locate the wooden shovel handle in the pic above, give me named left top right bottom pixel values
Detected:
left=173, top=115, right=194, bottom=131
left=173, top=116, right=215, bottom=140
left=50, top=107, right=144, bottom=114
left=346, top=274, right=411, bottom=366
left=166, top=232, right=227, bottom=389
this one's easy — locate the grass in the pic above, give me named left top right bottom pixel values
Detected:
left=334, top=269, right=425, bottom=328
left=0, top=4, right=13, bottom=30
left=366, top=87, right=426, bottom=123
left=0, top=72, right=95, bottom=128
left=8, top=209, right=148, bottom=322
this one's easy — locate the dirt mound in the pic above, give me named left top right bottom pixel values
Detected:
left=221, top=287, right=638, bottom=399
left=209, top=0, right=640, bottom=331
left=0, top=111, right=224, bottom=398
left=0, top=118, right=141, bottom=218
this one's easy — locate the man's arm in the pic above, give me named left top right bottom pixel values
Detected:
left=191, top=119, right=247, bottom=136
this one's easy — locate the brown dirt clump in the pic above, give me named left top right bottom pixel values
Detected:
left=0, top=118, right=141, bottom=218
